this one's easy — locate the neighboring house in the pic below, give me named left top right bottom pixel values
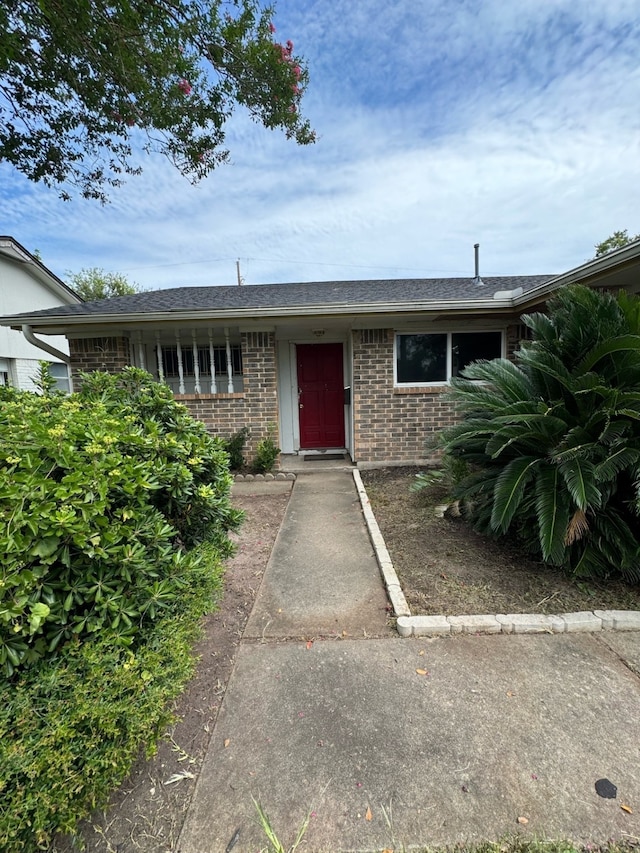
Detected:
left=1, top=241, right=639, bottom=466
left=0, top=237, right=81, bottom=391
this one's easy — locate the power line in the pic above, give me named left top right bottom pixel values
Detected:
left=115, top=254, right=472, bottom=277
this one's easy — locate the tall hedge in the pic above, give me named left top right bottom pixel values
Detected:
left=0, top=367, right=242, bottom=675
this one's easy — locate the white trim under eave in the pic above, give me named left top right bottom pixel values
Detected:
left=0, top=237, right=81, bottom=305
left=21, top=324, right=71, bottom=363
left=2, top=296, right=524, bottom=332
left=513, top=239, right=640, bottom=307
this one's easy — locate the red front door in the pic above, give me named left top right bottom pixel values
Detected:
left=297, top=343, right=345, bottom=449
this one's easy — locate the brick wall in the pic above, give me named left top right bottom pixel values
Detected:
left=179, top=331, right=279, bottom=460
left=12, top=358, right=46, bottom=391
left=69, top=337, right=131, bottom=381
left=353, top=323, right=535, bottom=464
left=352, top=329, right=458, bottom=464
left=68, top=331, right=278, bottom=462
left=506, top=322, right=531, bottom=359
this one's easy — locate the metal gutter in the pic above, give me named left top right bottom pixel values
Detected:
left=21, top=324, right=71, bottom=363
left=513, top=239, right=640, bottom=307
left=2, top=296, right=524, bottom=331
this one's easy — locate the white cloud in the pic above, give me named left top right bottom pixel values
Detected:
left=2, top=0, right=640, bottom=291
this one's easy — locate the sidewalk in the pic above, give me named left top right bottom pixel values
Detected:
left=243, top=470, right=392, bottom=640
left=179, top=472, right=640, bottom=853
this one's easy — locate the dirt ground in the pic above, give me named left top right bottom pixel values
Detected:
left=52, top=468, right=640, bottom=851
left=360, top=467, right=640, bottom=616
left=52, top=488, right=291, bottom=853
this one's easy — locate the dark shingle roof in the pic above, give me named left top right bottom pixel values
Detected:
left=14, top=275, right=554, bottom=320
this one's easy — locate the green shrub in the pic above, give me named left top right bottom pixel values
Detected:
left=0, top=368, right=242, bottom=674
left=0, top=541, right=224, bottom=852
left=222, top=426, right=250, bottom=471
left=410, top=455, right=469, bottom=497
left=77, top=368, right=242, bottom=549
left=438, top=285, right=640, bottom=581
left=252, top=425, right=280, bottom=473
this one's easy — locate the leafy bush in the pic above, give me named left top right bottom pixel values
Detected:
left=77, top=368, right=242, bottom=549
left=410, top=455, right=469, bottom=497
left=0, top=541, right=224, bottom=852
left=222, top=425, right=250, bottom=471
left=0, top=368, right=242, bottom=674
left=438, top=285, right=640, bottom=581
left=252, top=426, right=280, bottom=473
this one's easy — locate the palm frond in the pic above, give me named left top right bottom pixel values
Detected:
left=534, top=465, right=571, bottom=565
left=595, top=447, right=640, bottom=482
left=454, top=358, right=532, bottom=403
left=578, top=334, right=640, bottom=374
left=565, top=509, right=589, bottom=546
left=518, top=348, right=573, bottom=391
left=597, top=419, right=631, bottom=445
left=490, top=456, right=539, bottom=533
left=488, top=411, right=572, bottom=457
left=558, top=459, right=600, bottom=510
left=618, top=289, right=640, bottom=334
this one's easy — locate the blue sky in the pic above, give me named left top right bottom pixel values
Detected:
left=2, top=0, right=640, bottom=290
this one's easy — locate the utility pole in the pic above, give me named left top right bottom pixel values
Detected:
left=236, top=259, right=244, bottom=286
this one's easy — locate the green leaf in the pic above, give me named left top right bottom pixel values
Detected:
left=595, top=447, right=640, bottom=482
left=534, top=465, right=572, bottom=565
left=578, top=334, right=640, bottom=373
left=490, top=456, right=539, bottom=533
left=558, top=459, right=600, bottom=511
left=30, top=537, right=60, bottom=558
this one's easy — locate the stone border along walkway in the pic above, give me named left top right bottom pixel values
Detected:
left=353, top=469, right=640, bottom=638
left=233, top=472, right=296, bottom=481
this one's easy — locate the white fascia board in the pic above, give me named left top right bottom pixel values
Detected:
left=0, top=237, right=81, bottom=304
left=1, top=296, right=519, bottom=333
left=513, top=240, right=640, bottom=307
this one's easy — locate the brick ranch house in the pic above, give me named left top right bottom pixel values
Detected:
left=2, top=242, right=639, bottom=467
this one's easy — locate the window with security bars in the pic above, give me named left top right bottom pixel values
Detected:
left=160, top=344, right=242, bottom=378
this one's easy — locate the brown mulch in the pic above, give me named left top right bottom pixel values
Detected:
left=52, top=488, right=290, bottom=853
left=360, top=467, right=640, bottom=617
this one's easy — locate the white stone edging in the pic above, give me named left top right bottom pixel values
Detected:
left=352, top=469, right=411, bottom=617
left=396, top=610, right=640, bottom=637
left=353, top=470, right=640, bottom=638
left=234, top=472, right=296, bottom=481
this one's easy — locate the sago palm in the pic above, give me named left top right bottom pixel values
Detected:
left=439, top=285, right=640, bottom=581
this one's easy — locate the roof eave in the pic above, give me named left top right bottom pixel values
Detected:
left=514, top=239, right=640, bottom=308
left=2, top=296, right=523, bottom=333
left=0, top=236, right=81, bottom=304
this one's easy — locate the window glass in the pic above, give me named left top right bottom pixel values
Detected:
left=451, top=332, right=502, bottom=377
left=397, top=334, right=447, bottom=383
left=396, top=331, right=502, bottom=384
left=0, top=358, right=10, bottom=387
left=160, top=345, right=242, bottom=377
left=49, top=362, right=70, bottom=393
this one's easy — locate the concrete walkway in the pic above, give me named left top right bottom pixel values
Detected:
left=179, top=472, right=640, bottom=853
left=244, top=471, right=392, bottom=640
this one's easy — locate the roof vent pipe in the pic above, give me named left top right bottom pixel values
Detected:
left=473, top=243, right=484, bottom=286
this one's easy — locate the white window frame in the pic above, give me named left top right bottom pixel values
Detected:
left=394, top=329, right=504, bottom=386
